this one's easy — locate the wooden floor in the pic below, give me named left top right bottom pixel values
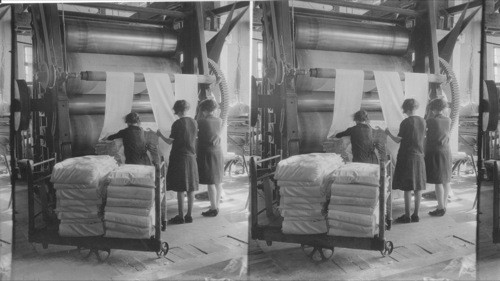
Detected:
left=249, top=173, right=477, bottom=280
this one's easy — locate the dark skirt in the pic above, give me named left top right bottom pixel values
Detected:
left=197, top=147, right=223, bottom=185
left=425, top=147, right=452, bottom=184
left=393, top=152, right=426, bottom=191
left=166, top=153, right=199, bottom=192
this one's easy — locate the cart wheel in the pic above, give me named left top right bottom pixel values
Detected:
left=381, top=241, right=394, bottom=257
left=301, top=244, right=334, bottom=262
left=157, top=242, right=169, bottom=257
left=95, top=249, right=111, bottom=262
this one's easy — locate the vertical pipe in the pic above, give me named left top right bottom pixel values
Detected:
left=27, top=160, right=35, bottom=236
left=10, top=4, right=17, bottom=253
left=493, top=161, right=499, bottom=243
left=379, top=158, right=386, bottom=241
left=154, top=163, right=161, bottom=243
left=477, top=0, right=485, bottom=253
left=249, top=157, right=258, bottom=237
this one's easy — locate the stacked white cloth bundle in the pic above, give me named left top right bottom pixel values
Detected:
left=275, top=153, right=344, bottom=235
left=324, top=162, right=381, bottom=238
left=51, top=155, right=118, bottom=237
left=104, top=164, right=156, bottom=239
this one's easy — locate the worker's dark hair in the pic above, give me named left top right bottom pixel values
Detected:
left=173, top=100, right=190, bottom=115
left=428, top=98, right=447, bottom=112
left=199, top=99, right=218, bottom=113
left=125, top=112, right=140, bottom=124
left=353, top=110, right=369, bottom=122
left=402, top=98, right=419, bottom=112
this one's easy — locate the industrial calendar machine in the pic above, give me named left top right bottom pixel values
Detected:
left=12, top=2, right=249, bottom=166
left=249, top=0, right=480, bottom=260
left=251, top=0, right=479, bottom=160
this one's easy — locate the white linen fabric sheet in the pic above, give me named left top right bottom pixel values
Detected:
left=144, top=73, right=176, bottom=162
left=374, top=71, right=405, bottom=163
left=99, top=72, right=135, bottom=139
left=327, top=69, right=365, bottom=138
left=404, top=72, right=429, bottom=117
left=174, top=74, right=199, bottom=118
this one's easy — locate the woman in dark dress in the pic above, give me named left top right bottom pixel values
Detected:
left=197, top=99, right=224, bottom=217
left=107, top=112, right=151, bottom=165
left=385, top=98, right=426, bottom=224
left=425, top=98, right=452, bottom=217
left=157, top=100, right=199, bottom=225
left=335, top=110, right=378, bottom=164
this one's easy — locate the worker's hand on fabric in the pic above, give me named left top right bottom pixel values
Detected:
left=156, top=130, right=163, bottom=137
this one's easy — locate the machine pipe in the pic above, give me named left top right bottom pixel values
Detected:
left=297, top=91, right=381, bottom=112
left=303, top=68, right=447, bottom=84
left=65, top=19, right=178, bottom=56
left=294, top=17, right=410, bottom=55
left=79, top=71, right=215, bottom=84
left=68, top=94, right=152, bottom=115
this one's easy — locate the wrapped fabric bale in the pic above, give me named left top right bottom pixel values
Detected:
left=107, top=164, right=155, bottom=187
left=94, top=139, right=125, bottom=164
left=282, top=218, right=328, bottom=235
left=107, top=185, right=155, bottom=201
left=274, top=153, right=344, bottom=183
left=51, top=155, right=117, bottom=237
left=325, top=162, right=379, bottom=186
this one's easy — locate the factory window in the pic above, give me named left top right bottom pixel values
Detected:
left=24, top=46, right=33, bottom=83
left=495, top=47, right=500, bottom=83
left=256, top=42, right=263, bottom=79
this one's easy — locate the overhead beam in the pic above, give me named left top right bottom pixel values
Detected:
left=70, top=3, right=186, bottom=19
left=306, top=0, right=419, bottom=17
left=292, top=7, right=404, bottom=25
left=443, top=0, right=481, bottom=14
left=58, top=10, right=168, bottom=26
left=208, top=2, right=249, bottom=16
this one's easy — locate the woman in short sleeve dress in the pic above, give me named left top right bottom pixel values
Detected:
left=385, top=98, right=426, bottom=224
left=157, top=100, right=199, bottom=225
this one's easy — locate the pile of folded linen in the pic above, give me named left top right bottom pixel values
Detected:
left=104, top=164, right=156, bottom=239
left=51, top=155, right=118, bottom=237
left=274, top=153, right=344, bottom=235
left=95, top=139, right=125, bottom=164
left=325, top=162, right=380, bottom=238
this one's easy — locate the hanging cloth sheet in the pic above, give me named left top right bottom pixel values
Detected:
left=144, top=73, right=176, bottom=161
left=404, top=73, right=429, bottom=118
left=174, top=74, right=199, bottom=118
left=327, top=69, right=364, bottom=138
left=374, top=71, right=405, bottom=162
left=99, top=72, right=135, bottom=139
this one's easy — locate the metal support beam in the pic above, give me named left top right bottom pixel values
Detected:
left=306, top=0, right=419, bottom=17
left=77, top=71, right=215, bottom=84
left=291, top=7, right=404, bottom=25
left=70, top=3, right=186, bottom=19
left=300, top=68, right=446, bottom=83
left=58, top=10, right=168, bottom=26
left=443, top=0, right=481, bottom=14
left=208, top=2, right=249, bottom=16
left=426, top=0, right=441, bottom=99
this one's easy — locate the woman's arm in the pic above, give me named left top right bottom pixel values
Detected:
left=106, top=130, right=123, bottom=141
left=156, top=130, right=174, bottom=145
left=385, top=128, right=402, bottom=143
left=335, top=128, right=351, bottom=138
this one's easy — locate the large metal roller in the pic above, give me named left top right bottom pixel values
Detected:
left=70, top=113, right=156, bottom=156
left=294, top=16, right=410, bottom=55
left=66, top=52, right=181, bottom=95
left=297, top=91, right=381, bottom=112
left=298, top=111, right=384, bottom=154
left=69, top=94, right=152, bottom=115
left=65, top=19, right=178, bottom=56
left=295, top=49, right=412, bottom=92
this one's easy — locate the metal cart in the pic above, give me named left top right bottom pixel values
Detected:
left=18, top=158, right=169, bottom=261
left=249, top=156, right=394, bottom=261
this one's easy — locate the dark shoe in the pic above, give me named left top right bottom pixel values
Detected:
left=201, top=209, right=219, bottom=217
left=168, top=215, right=184, bottom=224
left=428, top=208, right=446, bottom=217
left=394, top=214, right=411, bottom=224
left=161, top=220, right=167, bottom=231
left=184, top=215, right=193, bottom=223
left=410, top=214, right=419, bottom=223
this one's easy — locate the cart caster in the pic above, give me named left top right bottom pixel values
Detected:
left=95, top=248, right=111, bottom=262
left=301, top=244, right=334, bottom=262
left=157, top=242, right=169, bottom=257
left=381, top=241, right=394, bottom=257
left=266, top=241, right=272, bottom=246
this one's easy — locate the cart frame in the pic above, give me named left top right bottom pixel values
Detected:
left=18, top=158, right=169, bottom=260
left=249, top=156, right=394, bottom=259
